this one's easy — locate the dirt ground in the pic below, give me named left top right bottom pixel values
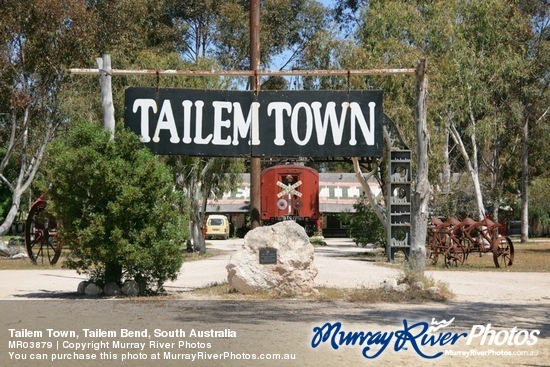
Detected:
left=0, top=238, right=548, bottom=367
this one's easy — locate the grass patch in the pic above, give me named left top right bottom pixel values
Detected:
left=183, top=251, right=215, bottom=262
left=341, top=246, right=387, bottom=262
left=0, top=256, right=65, bottom=270
left=190, top=272, right=454, bottom=303
left=0, top=239, right=223, bottom=270
left=310, top=237, right=327, bottom=247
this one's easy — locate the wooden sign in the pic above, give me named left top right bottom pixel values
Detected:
left=125, top=88, right=383, bottom=158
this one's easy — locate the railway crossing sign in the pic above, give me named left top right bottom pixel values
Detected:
left=277, top=180, right=303, bottom=198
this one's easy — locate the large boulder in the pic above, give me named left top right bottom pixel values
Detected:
left=121, top=280, right=140, bottom=296
left=84, top=283, right=103, bottom=296
left=104, top=282, right=122, bottom=296
left=77, top=281, right=90, bottom=294
left=226, top=221, right=318, bottom=294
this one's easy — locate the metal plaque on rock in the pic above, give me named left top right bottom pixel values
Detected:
left=259, top=248, right=278, bottom=265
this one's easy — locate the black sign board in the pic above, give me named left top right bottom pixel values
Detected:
left=124, top=88, right=383, bottom=158
left=259, top=248, right=278, bottom=265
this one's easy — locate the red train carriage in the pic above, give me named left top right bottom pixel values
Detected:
left=261, top=165, right=320, bottom=236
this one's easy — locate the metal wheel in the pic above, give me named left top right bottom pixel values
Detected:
left=25, top=195, right=62, bottom=265
left=444, top=245, right=466, bottom=267
left=493, top=236, right=514, bottom=268
left=426, top=246, right=440, bottom=265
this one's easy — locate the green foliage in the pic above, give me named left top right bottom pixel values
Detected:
left=43, top=122, right=188, bottom=293
left=0, top=190, right=10, bottom=221
left=332, top=0, right=545, bottom=222
left=0, top=148, right=12, bottom=220
left=169, top=155, right=244, bottom=254
left=348, top=194, right=385, bottom=247
left=529, top=178, right=550, bottom=235
left=430, top=175, right=479, bottom=219
left=212, top=0, right=328, bottom=69
left=0, top=0, right=99, bottom=235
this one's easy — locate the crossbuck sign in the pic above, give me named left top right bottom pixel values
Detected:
left=277, top=180, right=303, bottom=198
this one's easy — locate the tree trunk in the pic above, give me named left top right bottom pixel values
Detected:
left=442, top=117, right=451, bottom=193
left=0, top=108, right=53, bottom=237
left=192, top=220, right=205, bottom=254
left=351, top=158, right=387, bottom=231
left=471, top=169, right=485, bottom=220
left=520, top=111, right=529, bottom=242
left=0, top=189, right=23, bottom=239
left=97, top=54, right=115, bottom=140
left=410, top=59, right=429, bottom=273
left=449, top=122, right=486, bottom=220
left=197, top=184, right=210, bottom=255
left=104, top=261, right=123, bottom=285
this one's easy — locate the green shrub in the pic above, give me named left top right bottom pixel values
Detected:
left=44, top=122, right=188, bottom=294
left=529, top=178, right=550, bottom=236
left=349, top=194, right=386, bottom=247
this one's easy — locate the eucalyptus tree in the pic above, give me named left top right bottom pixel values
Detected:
left=171, top=156, right=245, bottom=254
left=517, top=0, right=549, bottom=241
left=213, top=0, right=328, bottom=70
left=166, top=0, right=220, bottom=61
left=311, top=0, right=541, bottom=272
left=441, top=1, right=533, bottom=221
left=0, top=0, right=95, bottom=237
left=339, top=0, right=537, bottom=224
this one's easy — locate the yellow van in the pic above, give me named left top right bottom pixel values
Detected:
left=205, top=215, right=230, bottom=240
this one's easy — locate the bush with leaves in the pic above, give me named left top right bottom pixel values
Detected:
left=43, top=122, right=188, bottom=294
left=349, top=194, right=386, bottom=247
left=529, top=178, right=550, bottom=236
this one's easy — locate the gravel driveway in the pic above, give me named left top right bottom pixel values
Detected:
left=0, top=237, right=548, bottom=367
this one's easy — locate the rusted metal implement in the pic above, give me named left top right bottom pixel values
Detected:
left=427, top=217, right=514, bottom=268
left=24, top=195, right=62, bottom=265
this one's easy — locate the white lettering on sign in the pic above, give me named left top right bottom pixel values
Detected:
left=267, top=102, right=291, bottom=146
left=349, top=101, right=376, bottom=146
left=132, top=99, right=157, bottom=143
left=181, top=100, right=193, bottom=144
left=132, top=99, right=376, bottom=148
left=153, top=100, right=179, bottom=143
left=212, top=101, right=232, bottom=145
left=291, top=102, right=313, bottom=146
left=311, top=101, right=348, bottom=145
left=233, top=102, right=260, bottom=146
left=192, top=100, right=211, bottom=144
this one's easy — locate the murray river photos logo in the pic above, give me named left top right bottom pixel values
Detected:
left=310, top=318, right=540, bottom=359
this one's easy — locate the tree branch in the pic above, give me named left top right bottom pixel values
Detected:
left=351, top=157, right=387, bottom=231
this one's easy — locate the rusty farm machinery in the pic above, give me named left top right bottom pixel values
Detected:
left=427, top=216, right=514, bottom=268
left=24, top=195, right=62, bottom=264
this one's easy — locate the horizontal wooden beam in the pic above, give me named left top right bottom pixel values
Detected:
left=68, top=68, right=416, bottom=77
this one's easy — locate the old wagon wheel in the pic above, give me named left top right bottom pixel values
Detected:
left=444, top=244, right=466, bottom=267
left=492, top=236, right=514, bottom=268
left=426, top=247, right=440, bottom=265
left=25, top=196, right=62, bottom=265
